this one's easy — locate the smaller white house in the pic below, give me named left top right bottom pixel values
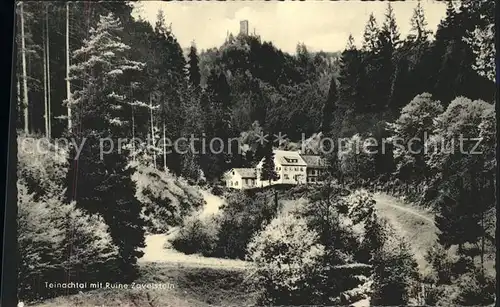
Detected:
left=256, top=150, right=307, bottom=187
left=223, top=168, right=257, bottom=190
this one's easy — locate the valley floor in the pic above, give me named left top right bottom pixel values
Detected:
left=29, top=192, right=441, bottom=307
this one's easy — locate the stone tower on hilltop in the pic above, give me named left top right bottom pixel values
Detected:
left=240, top=20, right=249, bottom=36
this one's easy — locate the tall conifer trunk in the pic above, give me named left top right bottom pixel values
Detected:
left=43, top=8, right=49, bottom=137
left=20, top=2, right=29, bottom=134
left=46, top=4, right=52, bottom=137
left=66, top=1, right=72, bottom=131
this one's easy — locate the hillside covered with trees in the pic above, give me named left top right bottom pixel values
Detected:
left=15, top=0, right=495, bottom=306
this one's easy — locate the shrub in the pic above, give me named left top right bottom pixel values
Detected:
left=342, top=190, right=385, bottom=264
left=345, top=189, right=376, bottom=225
left=274, top=186, right=376, bottom=304
left=17, top=136, right=119, bottom=301
left=424, top=284, right=459, bottom=306
left=294, top=183, right=350, bottom=247
left=211, top=185, right=225, bottom=196
left=17, top=135, right=67, bottom=199
left=425, top=270, right=496, bottom=306
left=132, top=164, right=205, bottom=233
left=170, top=189, right=279, bottom=259
left=425, top=243, right=457, bottom=284
left=454, top=270, right=496, bottom=305
left=371, top=226, right=419, bottom=306
left=17, top=180, right=65, bottom=300
left=170, top=214, right=219, bottom=256
left=17, top=180, right=118, bottom=301
left=246, top=214, right=326, bottom=305
left=214, top=190, right=277, bottom=259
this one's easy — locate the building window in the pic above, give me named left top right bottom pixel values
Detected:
left=284, top=167, right=288, bottom=171
left=235, top=181, right=238, bottom=186
left=284, top=174, right=289, bottom=179
left=230, top=181, right=233, bottom=186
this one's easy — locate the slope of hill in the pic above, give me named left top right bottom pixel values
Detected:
left=132, top=164, right=206, bottom=233
left=373, top=192, right=438, bottom=276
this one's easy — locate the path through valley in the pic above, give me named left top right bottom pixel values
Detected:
left=138, top=190, right=438, bottom=274
left=138, top=189, right=248, bottom=270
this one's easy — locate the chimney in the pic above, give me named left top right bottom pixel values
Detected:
left=240, top=20, right=249, bottom=36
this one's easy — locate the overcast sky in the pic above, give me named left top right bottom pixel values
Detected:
left=131, top=1, right=447, bottom=54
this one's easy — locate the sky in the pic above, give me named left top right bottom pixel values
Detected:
left=131, top=1, right=447, bottom=54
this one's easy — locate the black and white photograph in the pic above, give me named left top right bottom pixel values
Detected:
left=13, top=0, right=496, bottom=306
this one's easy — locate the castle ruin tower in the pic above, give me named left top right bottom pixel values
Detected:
left=240, top=20, right=249, bottom=36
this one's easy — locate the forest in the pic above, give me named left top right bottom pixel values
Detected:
left=15, top=0, right=495, bottom=306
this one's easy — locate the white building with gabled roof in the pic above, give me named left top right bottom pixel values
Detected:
left=256, top=150, right=307, bottom=187
left=223, top=168, right=257, bottom=190
left=224, top=150, right=329, bottom=190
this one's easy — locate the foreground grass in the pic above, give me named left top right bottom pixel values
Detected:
left=31, top=263, right=258, bottom=307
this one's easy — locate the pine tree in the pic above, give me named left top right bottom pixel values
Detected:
left=338, top=35, right=363, bottom=111
left=320, top=76, right=338, bottom=133
left=188, top=43, right=201, bottom=87
left=368, top=2, right=400, bottom=111
left=147, top=93, right=161, bottom=169
left=388, top=57, right=410, bottom=111
left=65, top=1, right=72, bottom=131
left=430, top=0, right=494, bottom=104
left=438, top=0, right=456, bottom=38
left=44, top=3, right=52, bottom=138
left=143, top=9, right=188, bottom=175
left=200, top=90, right=212, bottom=131
left=346, top=34, right=356, bottom=51
left=409, top=0, right=431, bottom=43
left=65, top=13, right=146, bottom=280
left=462, top=0, right=495, bottom=82
left=379, top=2, right=401, bottom=50
left=260, top=144, right=279, bottom=185
left=197, top=69, right=233, bottom=181
left=207, top=68, right=232, bottom=137
left=19, top=2, right=29, bottom=133
left=362, top=13, right=379, bottom=52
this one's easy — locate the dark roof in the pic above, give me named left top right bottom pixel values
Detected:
left=300, top=155, right=328, bottom=168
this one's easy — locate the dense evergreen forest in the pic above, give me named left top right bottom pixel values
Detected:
left=16, top=0, right=494, bottom=181
left=15, top=0, right=495, bottom=305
